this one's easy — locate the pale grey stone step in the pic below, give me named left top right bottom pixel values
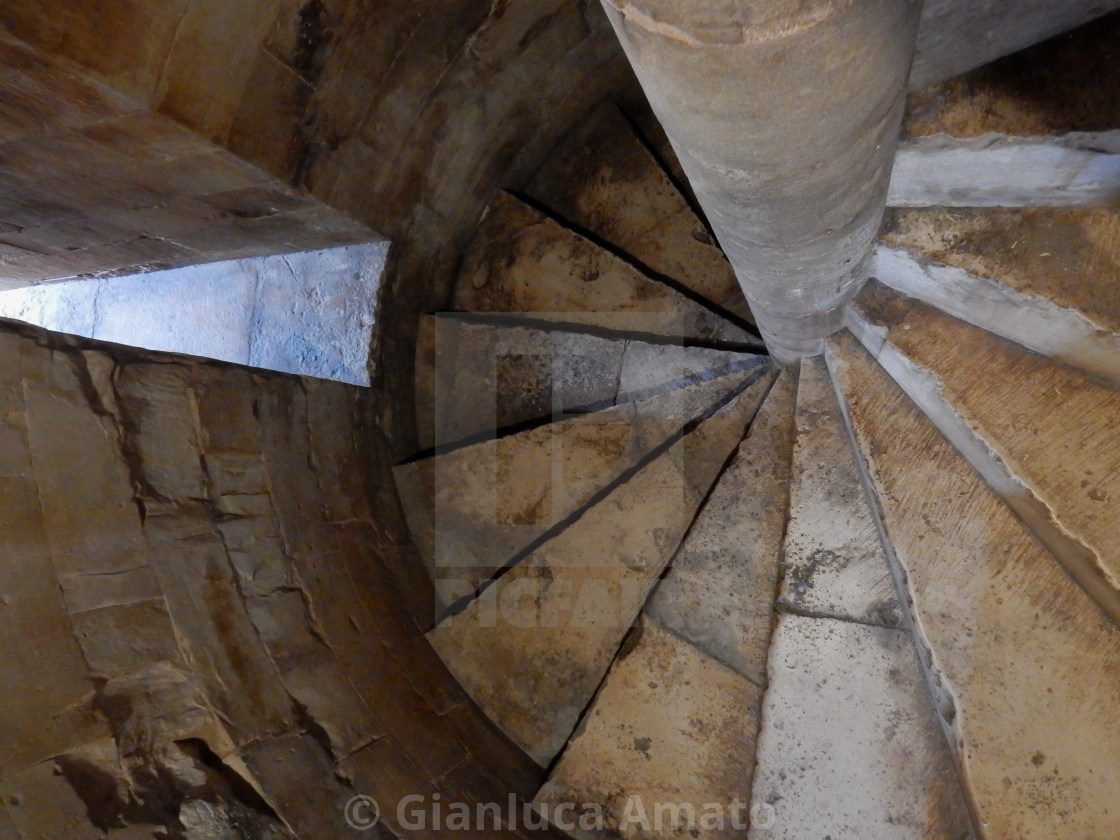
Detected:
left=426, top=382, right=765, bottom=766
left=847, top=282, right=1120, bottom=625
left=747, top=356, right=972, bottom=839
left=644, top=369, right=796, bottom=685
left=451, top=192, right=753, bottom=345
left=749, top=615, right=973, bottom=840
left=534, top=614, right=761, bottom=840
left=888, top=132, right=1120, bottom=208
left=395, top=367, right=775, bottom=614
left=827, top=330, right=1120, bottom=839
left=874, top=208, right=1120, bottom=388
left=779, top=356, right=900, bottom=625
left=414, top=315, right=765, bottom=450
left=527, top=101, right=751, bottom=323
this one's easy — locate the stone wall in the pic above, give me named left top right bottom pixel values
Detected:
left=0, top=319, right=557, bottom=838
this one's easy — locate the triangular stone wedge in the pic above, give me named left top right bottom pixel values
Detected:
left=873, top=207, right=1120, bottom=388
left=451, top=192, right=753, bottom=345
left=526, top=100, right=751, bottom=323
left=395, top=366, right=775, bottom=614
left=847, top=281, right=1120, bottom=624
left=426, top=380, right=768, bottom=766
left=827, top=329, right=1120, bottom=839
left=747, top=356, right=973, bottom=839
left=413, top=314, right=766, bottom=449
left=645, top=368, right=797, bottom=685
left=534, top=614, right=762, bottom=840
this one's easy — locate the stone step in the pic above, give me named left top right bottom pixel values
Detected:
left=527, top=101, right=751, bottom=323
left=395, top=366, right=775, bottom=615
left=413, top=314, right=766, bottom=450
left=827, top=329, right=1120, bottom=839
left=451, top=192, right=753, bottom=345
left=847, top=281, right=1120, bottom=625
left=747, top=356, right=972, bottom=839
left=896, top=15, right=1120, bottom=208
left=425, top=380, right=766, bottom=767
left=531, top=371, right=796, bottom=838
left=644, top=368, right=797, bottom=685
left=873, top=207, right=1120, bottom=388
left=534, top=615, right=761, bottom=840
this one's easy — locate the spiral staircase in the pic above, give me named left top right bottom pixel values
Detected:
left=391, top=23, right=1120, bottom=840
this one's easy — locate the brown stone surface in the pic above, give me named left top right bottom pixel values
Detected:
left=853, top=284, right=1120, bottom=604
left=829, top=330, right=1120, bottom=839
left=881, top=207, right=1120, bottom=335
left=427, top=382, right=762, bottom=766
left=535, top=616, right=761, bottom=839
left=397, top=368, right=773, bottom=611
left=452, top=193, right=751, bottom=345
left=0, top=27, right=378, bottom=289
left=645, top=369, right=796, bottom=684
left=0, top=317, right=551, bottom=837
left=528, top=100, right=749, bottom=322
left=904, top=11, right=1120, bottom=138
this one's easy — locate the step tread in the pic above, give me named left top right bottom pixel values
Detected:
left=748, top=356, right=972, bottom=839
left=905, top=12, right=1120, bottom=140
left=451, top=192, right=750, bottom=344
left=395, top=368, right=775, bottom=612
left=880, top=207, right=1120, bottom=335
left=828, top=329, right=1120, bottom=839
left=534, top=615, right=761, bottom=840
left=527, top=101, right=750, bottom=322
left=779, top=357, right=902, bottom=624
left=850, top=282, right=1120, bottom=611
left=414, top=315, right=765, bottom=450
left=750, top=615, right=973, bottom=840
left=644, top=369, right=796, bottom=685
left=426, top=382, right=764, bottom=767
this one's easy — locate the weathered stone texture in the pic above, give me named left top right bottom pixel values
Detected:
left=645, top=369, right=796, bottom=685
left=0, top=319, right=550, bottom=838
left=398, top=367, right=772, bottom=609
left=428, top=381, right=762, bottom=766
left=0, top=27, right=378, bottom=289
left=830, top=330, right=1120, bottom=839
left=452, top=193, right=752, bottom=345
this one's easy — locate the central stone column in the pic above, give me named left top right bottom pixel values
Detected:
left=599, top=0, right=923, bottom=363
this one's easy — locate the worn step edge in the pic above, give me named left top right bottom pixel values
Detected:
left=844, top=305, right=1120, bottom=626
left=888, top=131, right=1120, bottom=208
left=872, top=244, right=1120, bottom=390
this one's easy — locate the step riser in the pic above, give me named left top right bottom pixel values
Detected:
left=889, top=132, right=1120, bottom=207
left=872, top=244, right=1120, bottom=389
